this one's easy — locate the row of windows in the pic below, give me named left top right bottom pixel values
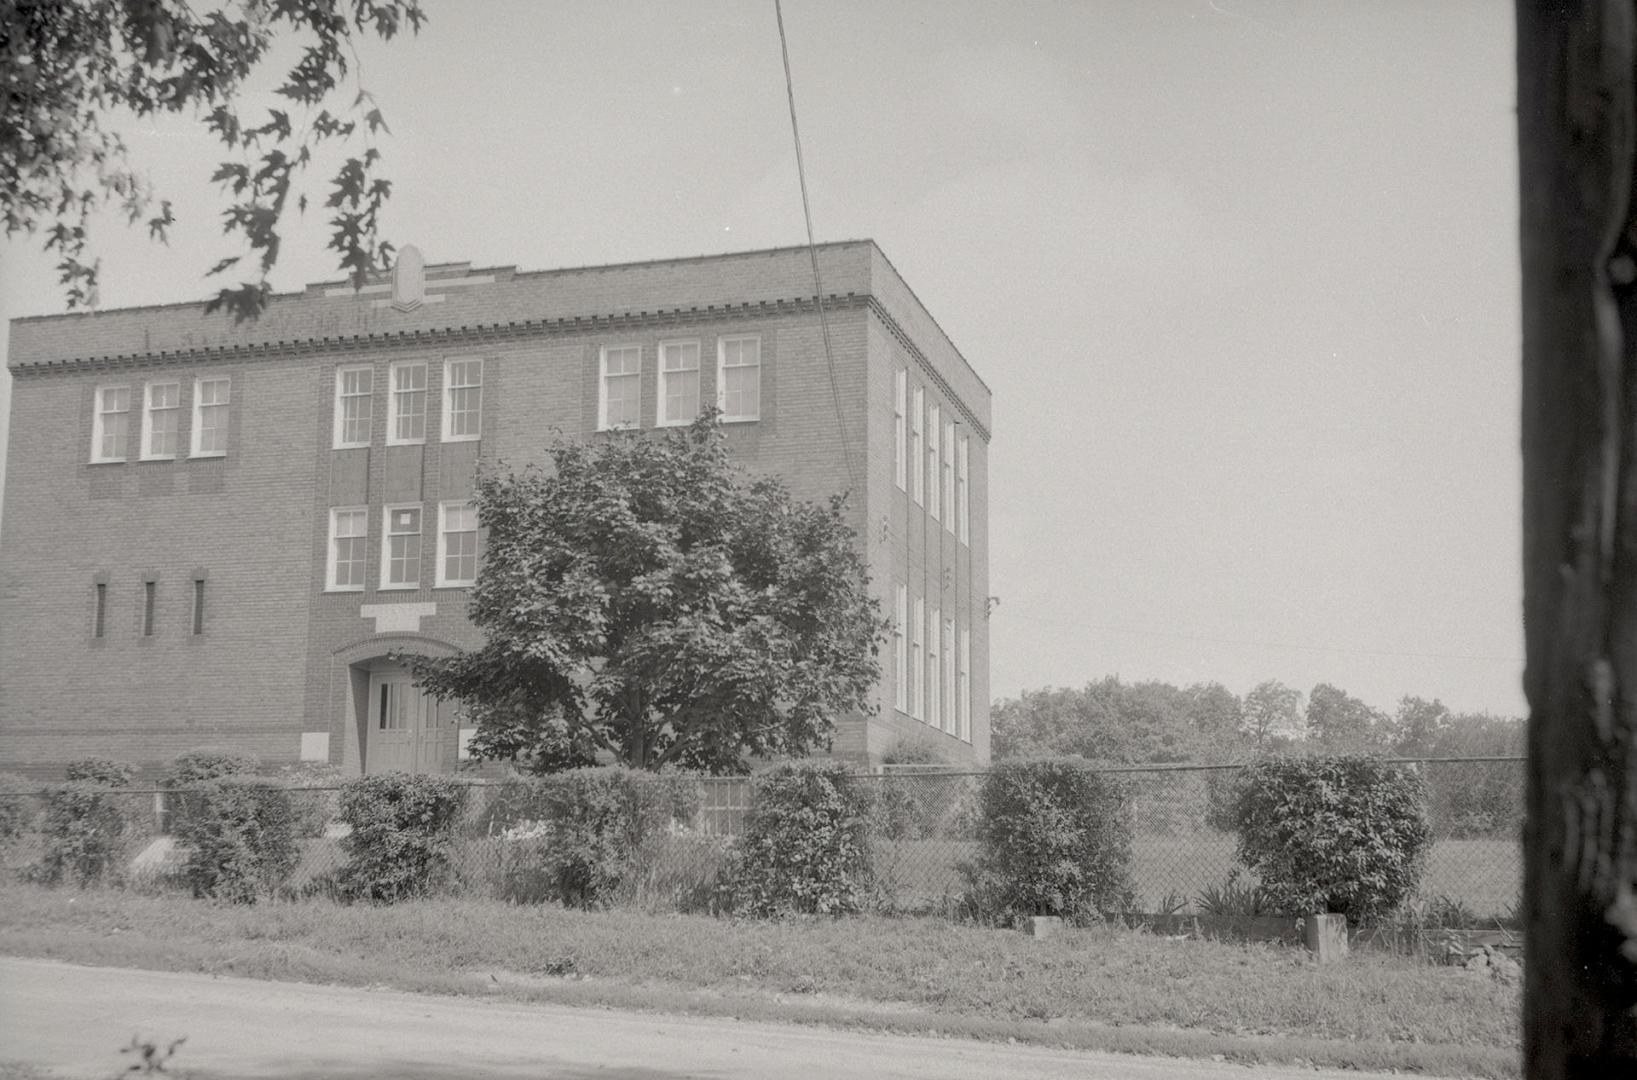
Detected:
left=334, top=358, right=484, bottom=449
left=92, top=378, right=230, bottom=464
left=597, top=335, right=762, bottom=430
left=893, top=370, right=970, bottom=545
left=891, top=584, right=973, bottom=742
left=327, top=502, right=478, bottom=592
left=91, top=578, right=207, bottom=638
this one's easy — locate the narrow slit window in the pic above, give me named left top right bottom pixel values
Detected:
left=893, top=584, right=908, bottom=713
left=143, top=581, right=156, bottom=637
left=191, top=580, right=205, bottom=636
left=94, top=583, right=106, bottom=638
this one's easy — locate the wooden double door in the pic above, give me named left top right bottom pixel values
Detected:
left=365, top=667, right=457, bottom=775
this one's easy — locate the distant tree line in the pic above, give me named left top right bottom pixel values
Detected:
left=992, top=677, right=1523, bottom=764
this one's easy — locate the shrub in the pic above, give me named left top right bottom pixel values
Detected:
left=164, top=748, right=260, bottom=787
left=334, top=772, right=470, bottom=902
left=64, top=758, right=136, bottom=787
left=24, top=782, right=129, bottom=886
left=490, top=766, right=701, bottom=909
left=272, top=761, right=346, bottom=839
left=730, top=762, right=875, bottom=917
left=0, top=772, right=39, bottom=842
left=962, top=758, right=1134, bottom=925
left=172, top=778, right=299, bottom=902
left=1233, top=755, right=1432, bottom=924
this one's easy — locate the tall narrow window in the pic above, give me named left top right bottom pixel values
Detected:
left=942, top=420, right=956, bottom=534
left=957, top=435, right=970, bottom=545
left=93, top=583, right=107, bottom=638
left=911, top=387, right=925, bottom=506
left=329, top=508, right=368, bottom=591
left=927, top=404, right=941, bottom=522
left=658, top=340, right=701, bottom=425
left=382, top=505, right=422, bottom=588
left=142, top=581, right=156, bottom=637
left=191, top=579, right=206, bottom=636
left=911, top=596, right=925, bottom=721
left=388, top=362, right=427, bottom=444
left=334, top=365, right=373, bottom=448
left=893, top=584, right=908, bottom=713
left=437, top=501, right=479, bottom=586
left=442, top=358, right=483, bottom=441
left=716, top=336, right=761, bottom=421
left=927, top=606, right=941, bottom=727
left=599, top=345, right=642, bottom=429
left=142, top=382, right=180, bottom=460
left=943, top=616, right=956, bottom=732
left=959, top=627, right=971, bottom=741
left=91, top=386, right=130, bottom=463
left=192, top=377, right=230, bottom=457
left=894, top=370, right=907, bottom=491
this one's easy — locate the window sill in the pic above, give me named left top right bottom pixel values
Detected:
left=434, top=583, right=475, bottom=590
left=333, top=442, right=370, bottom=452
left=654, top=418, right=698, bottom=429
left=88, top=458, right=126, bottom=466
left=189, top=452, right=227, bottom=460
left=718, top=414, right=760, bottom=425
left=377, top=584, right=421, bottom=592
left=441, top=434, right=481, bottom=444
left=385, top=439, right=427, bottom=448
left=324, top=586, right=365, bottom=594
left=138, top=455, right=177, bottom=463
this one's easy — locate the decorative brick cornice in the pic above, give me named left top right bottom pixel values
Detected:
left=10, top=291, right=991, bottom=442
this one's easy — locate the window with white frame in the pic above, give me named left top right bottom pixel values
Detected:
left=91, top=386, right=131, bottom=463
left=911, top=595, right=925, bottom=721
left=927, top=605, right=941, bottom=727
left=942, top=419, right=956, bottom=534
left=443, top=358, right=483, bottom=441
left=927, top=403, right=941, bottom=522
left=959, top=627, right=971, bottom=741
left=599, top=345, right=641, bottom=429
left=382, top=505, right=422, bottom=588
left=389, top=362, right=428, bottom=444
left=911, top=386, right=925, bottom=506
left=142, top=382, right=180, bottom=460
left=894, top=585, right=908, bottom=713
left=957, top=435, right=970, bottom=545
left=437, top=501, right=479, bottom=586
left=658, top=340, right=701, bottom=425
left=328, top=507, right=368, bottom=591
left=943, top=616, right=956, bottom=732
left=894, top=369, right=907, bottom=491
left=717, top=336, right=761, bottom=421
left=191, top=377, right=230, bottom=457
left=334, top=366, right=373, bottom=448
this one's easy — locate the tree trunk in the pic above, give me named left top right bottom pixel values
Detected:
left=1518, top=2, right=1637, bottom=1074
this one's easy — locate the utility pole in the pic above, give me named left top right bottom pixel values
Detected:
left=1517, top=2, right=1637, bottom=1074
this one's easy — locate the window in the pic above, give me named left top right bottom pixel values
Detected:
left=658, top=340, right=701, bottom=425
left=442, top=358, right=483, bottom=441
left=717, top=336, right=761, bottom=421
left=191, top=579, right=206, bottom=636
left=893, top=585, right=908, bottom=713
left=942, top=420, right=956, bottom=534
left=957, top=435, right=970, bottom=545
left=911, top=387, right=925, bottom=506
left=93, top=583, right=107, bottom=638
left=91, top=386, right=130, bottom=463
left=379, top=683, right=408, bottom=731
left=328, top=508, right=368, bottom=591
left=927, top=404, right=941, bottom=522
left=959, top=627, right=971, bottom=742
left=927, top=606, right=941, bottom=727
left=142, top=382, right=180, bottom=460
left=388, top=362, right=427, bottom=444
left=191, top=378, right=230, bottom=457
left=911, top=596, right=925, bottom=721
left=943, top=616, right=956, bottom=732
left=381, top=505, right=422, bottom=588
left=894, top=370, right=907, bottom=491
left=437, top=501, right=479, bottom=586
left=142, top=581, right=156, bottom=637
left=599, top=345, right=641, bottom=430
left=334, top=366, right=373, bottom=448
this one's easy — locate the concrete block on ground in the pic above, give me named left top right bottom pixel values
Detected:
left=1303, top=913, right=1348, bottom=963
left=1023, top=915, right=1063, bottom=938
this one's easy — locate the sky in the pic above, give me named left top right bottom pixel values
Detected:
left=0, top=0, right=1524, bottom=719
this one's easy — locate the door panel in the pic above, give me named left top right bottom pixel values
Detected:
left=365, top=668, right=455, bottom=775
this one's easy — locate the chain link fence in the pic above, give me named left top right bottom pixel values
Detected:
left=0, top=758, right=1522, bottom=927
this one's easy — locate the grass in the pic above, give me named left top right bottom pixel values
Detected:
left=0, top=882, right=1519, bottom=1078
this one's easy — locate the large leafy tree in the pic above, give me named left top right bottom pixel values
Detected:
left=991, top=677, right=1245, bottom=763
left=410, top=416, right=884, bottom=774
left=2, top=0, right=424, bottom=320
left=1240, top=678, right=1304, bottom=751
left=1305, top=681, right=1389, bottom=751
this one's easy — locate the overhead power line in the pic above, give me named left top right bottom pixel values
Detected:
left=773, top=0, right=861, bottom=496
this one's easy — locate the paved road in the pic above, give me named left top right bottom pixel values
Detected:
left=0, top=957, right=1408, bottom=1080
